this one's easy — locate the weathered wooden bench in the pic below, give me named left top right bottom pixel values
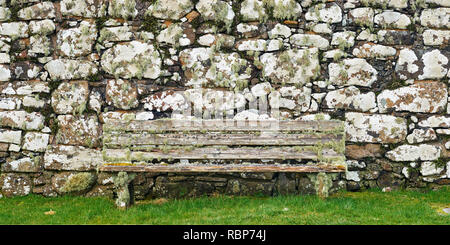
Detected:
left=100, top=119, right=346, bottom=208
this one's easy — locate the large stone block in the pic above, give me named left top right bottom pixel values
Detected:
left=45, top=59, right=98, bottom=80
left=260, top=48, right=320, bottom=85
left=44, top=145, right=103, bottom=171
left=179, top=48, right=251, bottom=89
left=101, top=41, right=161, bottom=79
left=51, top=81, right=89, bottom=114
left=57, top=21, right=97, bottom=57
left=0, top=111, right=44, bottom=130
left=56, top=115, right=102, bottom=147
left=148, top=0, right=194, bottom=20
left=377, top=81, right=447, bottom=113
left=396, top=48, right=449, bottom=80
left=386, top=144, right=441, bottom=161
left=345, top=112, right=407, bottom=143
left=328, top=58, right=377, bottom=87
left=0, top=173, right=31, bottom=197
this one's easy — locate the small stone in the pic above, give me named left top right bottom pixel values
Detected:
left=22, top=132, right=49, bottom=152
left=420, top=8, right=450, bottom=29
left=0, top=130, right=21, bottom=144
left=420, top=161, right=444, bottom=176
left=406, top=128, right=437, bottom=144
left=423, top=30, right=450, bottom=46
left=108, top=0, right=138, bottom=19
left=0, top=174, right=31, bottom=197
left=51, top=81, right=89, bottom=114
left=45, top=59, right=98, bottom=80
left=44, top=145, right=102, bottom=171
left=345, top=144, right=382, bottom=160
left=305, top=3, right=342, bottom=23
left=0, top=111, right=44, bottom=130
left=260, top=48, right=320, bottom=85
left=352, top=43, right=396, bottom=59
left=18, top=2, right=55, bottom=20
left=374, top=11, right=411, bottom=29
left=328, top=58, right=377, bottom=87
left=106, top=79, right=138, bottom=110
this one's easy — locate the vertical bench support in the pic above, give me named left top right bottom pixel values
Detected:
left=113, top=171, right=136, bottom=208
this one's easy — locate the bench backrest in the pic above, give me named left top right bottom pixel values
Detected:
left=102, top=119, right=345, bottom=168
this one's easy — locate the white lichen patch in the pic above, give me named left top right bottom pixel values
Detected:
left=419, top=49, right=448, bottom=80
left=420, top=161, right=445, bottom=176
left=56, top=115, right=101, bottom=147
left=418, top=115, right=450, bottom=128
left=240, top=0, right=267, bottom=21
left=268, top=23, right=291, bottom=38
left=374, top=11, right=411, bottom=29
left=29, top=19, right=55, bottom=35
left=324, top=86, right=376, bottom=112
left=196, top=0, right=234, bottom=32
left=0, top=22, right=28, bottom=38
left=349, top=7, right=374, bottom=26
left=142, top=90, right=188, bottom=112
left=331, top=31, right=356, bottom=50
left=61, top=0, right=102, bottom=18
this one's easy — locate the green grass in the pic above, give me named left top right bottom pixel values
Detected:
left=0, top=188, right=449, bottom=225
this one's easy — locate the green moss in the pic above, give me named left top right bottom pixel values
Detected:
left=60, top=173, right=95, bottom=193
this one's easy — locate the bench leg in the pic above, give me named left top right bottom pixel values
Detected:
left=113, top=171, right=136, bottom=209
left=307, top=172, right=332, bottom=199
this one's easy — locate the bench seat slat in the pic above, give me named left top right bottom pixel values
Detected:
left=104, top=132, right=343, bottom=147
left=103, top=147, right=343, bottom=161
left=104, top=119, right=343, bottom=133
left=100, top=164, right=346, bottom=173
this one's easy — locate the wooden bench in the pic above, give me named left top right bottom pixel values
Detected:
left=100, top=119, right=346, bottom=208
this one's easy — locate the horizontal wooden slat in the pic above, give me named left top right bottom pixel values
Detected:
left=100, top=164, right=346, bottom=173
left=103, top=147, right=343, bottom=161
left=103, top=119, right=344, bottom=133
left=104, top=132, right=343, bottom=147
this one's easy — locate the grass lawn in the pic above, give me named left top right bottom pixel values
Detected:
left=0, top=187, right=449, bottom=225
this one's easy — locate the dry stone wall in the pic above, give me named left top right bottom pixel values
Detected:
left=0, top=0, right=449, bottom=199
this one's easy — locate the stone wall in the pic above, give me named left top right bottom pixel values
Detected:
left=0, top=0, right=449, bottom=199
